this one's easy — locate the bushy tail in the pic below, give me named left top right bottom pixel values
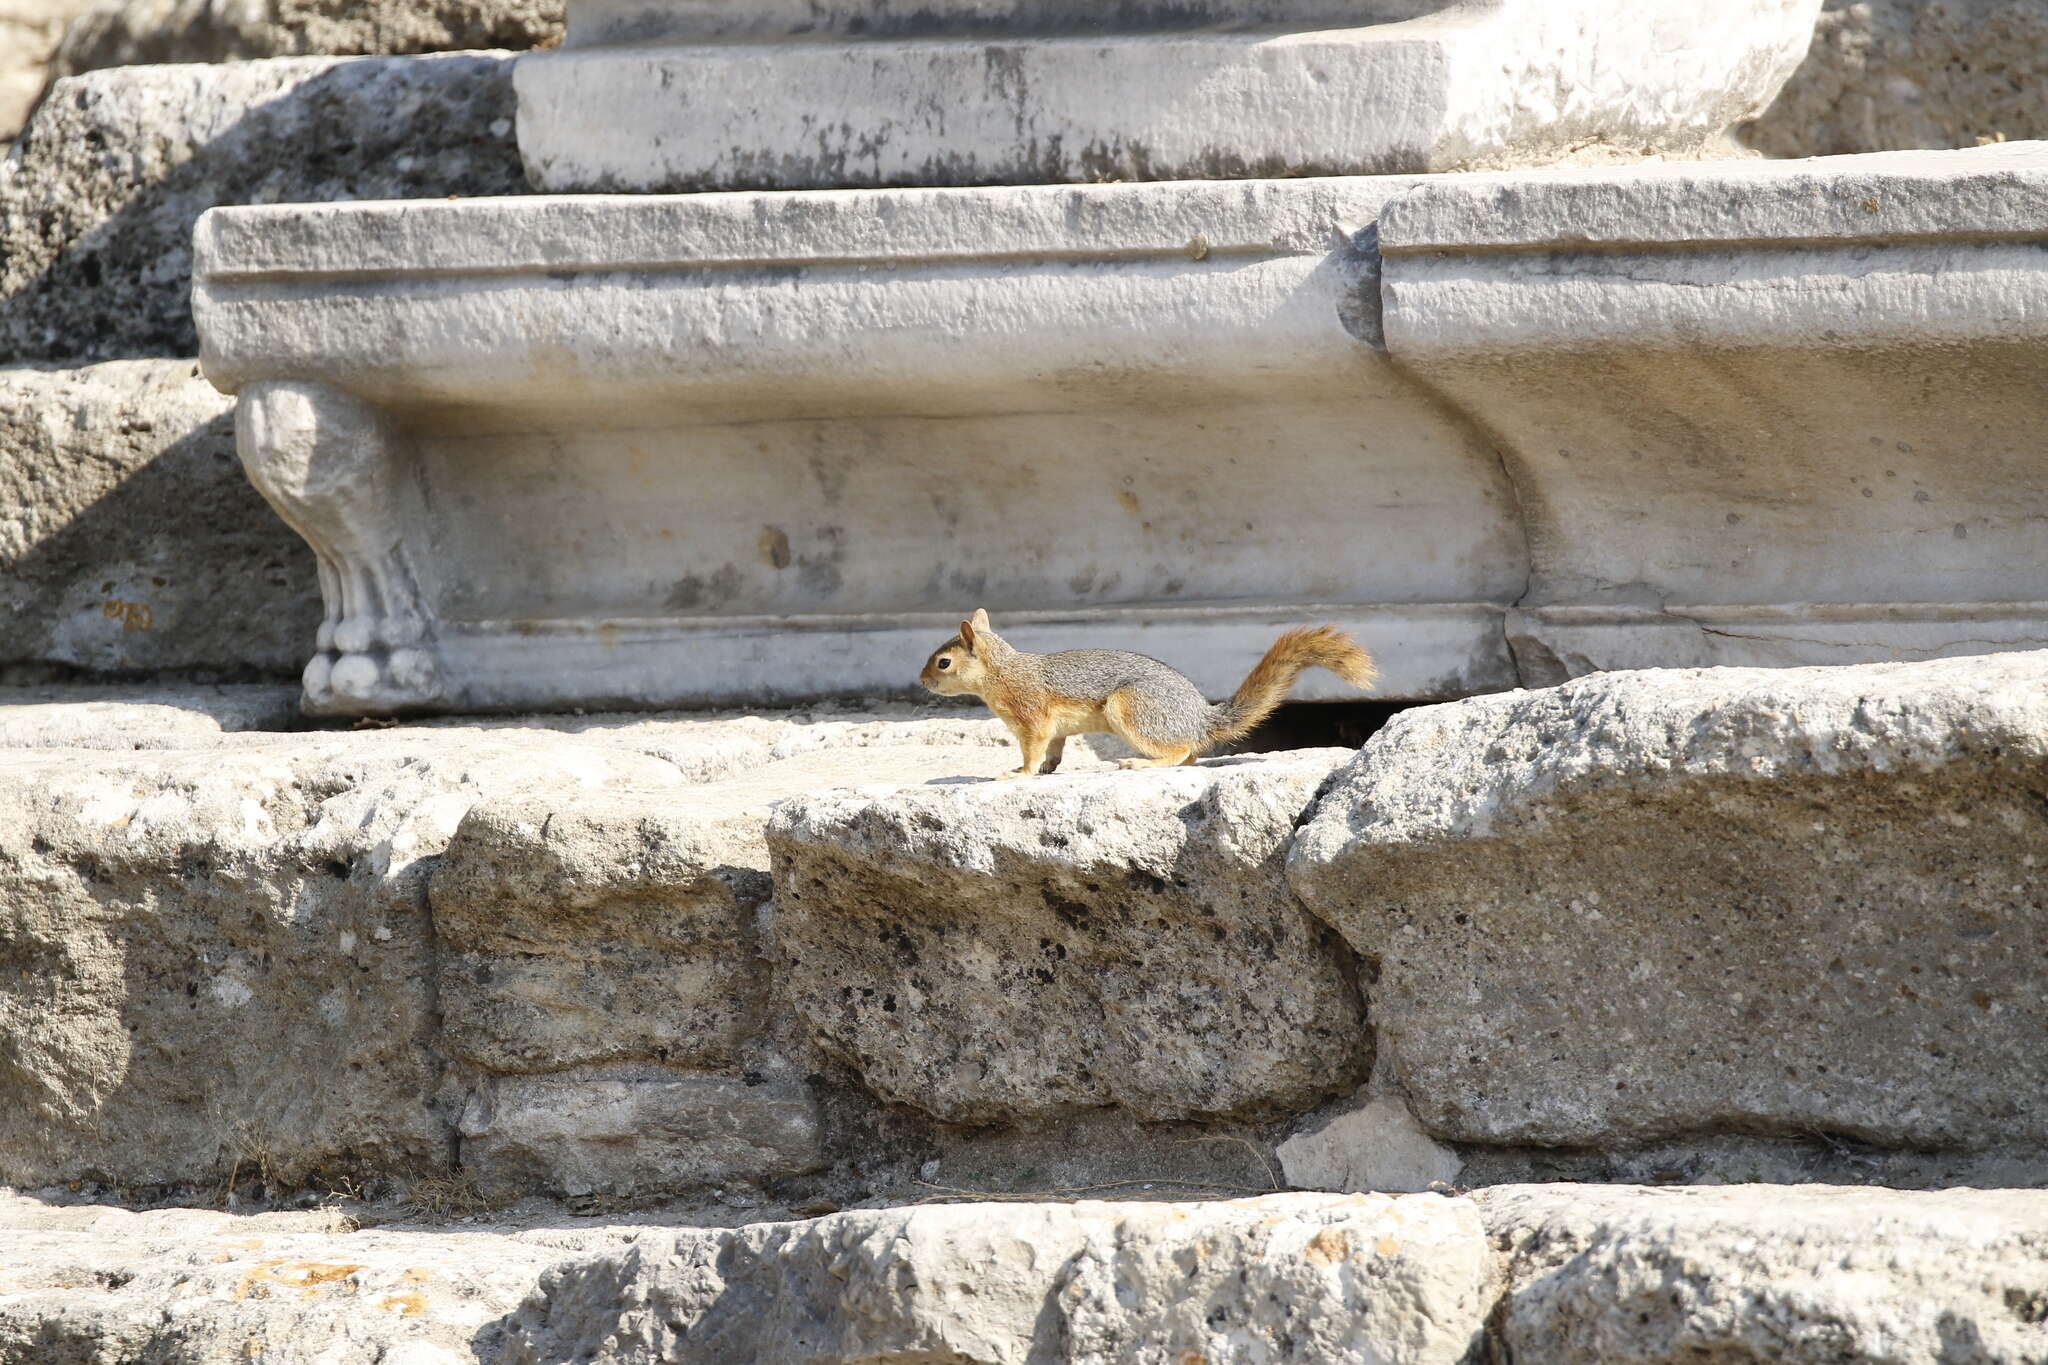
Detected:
left=1209, top=625, right=1378, bottom=747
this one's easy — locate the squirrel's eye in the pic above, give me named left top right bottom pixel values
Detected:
left=936, top=657, right=952, bottom=670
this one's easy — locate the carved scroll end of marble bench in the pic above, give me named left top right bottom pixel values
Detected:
left=234, top=380, right=443, bottom=715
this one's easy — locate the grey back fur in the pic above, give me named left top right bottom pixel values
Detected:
left=1039, top=649, right=1221, bottom=746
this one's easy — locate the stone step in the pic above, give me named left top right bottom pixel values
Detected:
left=1290, top=648, right=2048, bottom=1157
left=0, top=53, right=529, bottom=366
left=49, top=0, right=564, bottom=79
left=2, top=651, right=2042, bottom=1206
left=516, top=0, right=1820, bottom=192
left=0, top=693, right=1074, bottom=1199
left=6, top=1184, right=2044, bottom=1364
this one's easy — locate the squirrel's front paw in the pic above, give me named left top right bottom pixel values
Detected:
left=995, top=768, right=1032, bottom=781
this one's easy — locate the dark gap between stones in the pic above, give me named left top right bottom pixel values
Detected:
left=1221, top=700, right=1420, bottom=755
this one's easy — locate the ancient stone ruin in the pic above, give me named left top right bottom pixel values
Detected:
left=3, top=0, right=2048, bottom=1360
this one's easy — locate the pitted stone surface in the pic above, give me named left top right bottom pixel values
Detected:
left=0, top=1192, right=636, bottom=1365
left=9, top=1183, right=2048, bottom=1363
left=1, top=54, right=526, bottom=364
left=0, top=361, right=318, bottom=678
left=768, top=751, right=1370, bottom=1125
left=1481, top=1183, right=2048, bottom=1364
left=430, top=731, right=1061, bottom=1079
left=1746, top=0, right=2048, bottom=158
left=457, top=1068, right=824, bottom=1202
left=52, top=0, right=563, bottom=77
left=0, top=683, right=298, bottom=745
left=0, top=701, right=1016, bottom=1192
left=1278, top=1093, right=1464, bottom=1196
left=0, top=731, right=684, bottom=1191
left=1289, top=651, right=2048, bottom=1150
left=0, top=0, right=95, bottom=147
left=502, top=1192, right=1493, bottom=1365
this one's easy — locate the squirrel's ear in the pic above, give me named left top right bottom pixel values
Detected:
left=958, top=619, right=977, bottom=650
left=970, top=608, right=992, bottom=632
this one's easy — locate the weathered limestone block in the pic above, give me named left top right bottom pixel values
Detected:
left=1288, top=651, right=2048, bottom=1151
left=1379, top=142, right=2048, bottom=676
left=0, top=53, right=526, bottom=364
left=0, top=683, right=297, bottom=744
left=1746, top=0, right=2048, bottom=158
left=767, top=752, right=1369, bottom=1126
left=0, top=360, right=318, bottom=680
left=0, top=729, right=698, bottom=1191
left=1481, top=1183, right=2048, bottom=1363
left=1278, top=1093, right=1464, bottom=1195
left=0, top=1192, right=597, bottom=1365
left=430, top=739, right=1046, bottom=1079
left=194, top=177, right=1526, bottom=712
left=516, top=0, right=1821, bottom=191
left=503, top=1192, right=1493, bottom=1364
left=0, top=0, right=96, bottom=147
left=457, top=1068, right=823, bottom=1201
left=432, top=793, right=773, bottom=1076
left=0, top=702, right=1010, bottom=1193
left=52, top=0, right=563, bottom=76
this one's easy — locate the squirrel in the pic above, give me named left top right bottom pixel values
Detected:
left=919, top=609, right=1377, bottom=779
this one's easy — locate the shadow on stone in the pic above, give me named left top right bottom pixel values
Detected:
left=2, top=393, right=318, bottom=680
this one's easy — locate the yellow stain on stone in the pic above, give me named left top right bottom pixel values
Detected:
left=1303, top=1228, right=1352, bottom=1267
left=1375, top=1234, right=1401, bottom=1257
left=235, top=1260, right=365, bottom=1301
left=378, top=1291, right=428, bottom=1317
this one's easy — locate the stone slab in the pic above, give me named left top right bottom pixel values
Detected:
left=0, top=702, right=1019, bottom=1194
left=1288, top=650, right=2048, bottom=1151
left=1745, top=0, right=2048, bottom=158
left=197, top=144, right=2048, bottom=714
left=0, top=682, right=299, bottom=743
left=456, top=1068, right=823, bottom=1202
left=1481, top=1183, right=2048, bottom=1364
left=502, top=1192, right=1494, bottom=1365
left=8, top=1183, right=2048, bottom=1364
left=1379, top=142, right=2048, bottom=678
left=563, top=0, right=1445, bottom=45
left=0, top=1192, right=643, bottom=1365
left=1, top=53, right=527, bottom=365
left=0, top=0, right=95, bottom=147
left=51, top=0, right=563, bottom=77
left=0, top=360, right=319, bottom=680
left=767, top=750, right=1369, bottom=1125
left=193, top=177, right=1524, bottom=714
left=1278, top=1093, right=1464, bottom=1195
left=516, top=0, right=1821, bottom=191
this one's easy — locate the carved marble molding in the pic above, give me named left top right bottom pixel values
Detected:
left=194, top=146, right=2048, bottom=715
left=234, top=381, right=443, bottom=713
left=1376, top=142, right=2048, bottom=681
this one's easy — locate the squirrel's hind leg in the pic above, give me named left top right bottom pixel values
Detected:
left=1103, top=690, right=1199, bottom=770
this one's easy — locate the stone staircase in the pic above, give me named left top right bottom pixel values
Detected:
left=1, top=651, right=2044, bottom=1359
left=4, top=0, right=2048, bottom=1360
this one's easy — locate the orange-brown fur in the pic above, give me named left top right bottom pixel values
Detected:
left=921, top=610, right=1377, bottom=779
left=1210, top=624, right=1379, bottom=747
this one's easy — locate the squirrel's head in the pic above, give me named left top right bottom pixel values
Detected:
left=920, top=608, right=1003, bottom=696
